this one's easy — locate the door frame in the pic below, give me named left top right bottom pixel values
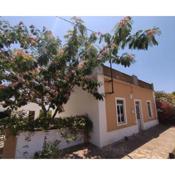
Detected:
left=134, top=99, right=144, bottom=130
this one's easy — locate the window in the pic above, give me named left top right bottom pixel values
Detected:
left=116, top=98, right=127, bottom=125
left=28, top=111, right=35, bottom=119
left=147, top=101, right=152, bottom=118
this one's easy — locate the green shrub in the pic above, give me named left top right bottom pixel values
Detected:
left=39, top=110, right=52, bottom=118
left=0, top=114, right=93, bottom=141
left=34, top=140, right=61, bottom=159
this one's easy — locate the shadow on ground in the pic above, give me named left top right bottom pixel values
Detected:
left=61, top=124, right=172, bottom=159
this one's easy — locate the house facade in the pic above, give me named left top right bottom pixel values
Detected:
left=2, top=65, right=159, bottom=158
left=60, top=65, right=158, bottom=147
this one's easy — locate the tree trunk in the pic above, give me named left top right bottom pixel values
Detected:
left=52, top=106, right=59, bottom=118
left=41, top=104, right=47, bottom=118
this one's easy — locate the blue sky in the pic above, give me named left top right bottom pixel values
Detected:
left=2, top=16, right=175, bottom=93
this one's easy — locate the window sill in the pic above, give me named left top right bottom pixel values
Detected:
left=117, top=122, right=127, bottom=126
left=147, top=116, right=154, bottom=121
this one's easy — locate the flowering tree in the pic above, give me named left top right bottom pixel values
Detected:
left=0, top=17, right=160, bottom=118
left=156, top=91, right=175, bottom=106
left=156, top=91, right=175, bottom=123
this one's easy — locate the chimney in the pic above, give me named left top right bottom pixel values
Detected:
left=151, top=83, right=154, bottom=90
left=132, top=75, right=138, bottom=85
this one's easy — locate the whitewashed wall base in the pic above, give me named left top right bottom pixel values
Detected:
left=100, top=125, right=139, bottom=147
left=143, top=119, right=159, bottom=130
left=15, top=130, right=83, bottom=159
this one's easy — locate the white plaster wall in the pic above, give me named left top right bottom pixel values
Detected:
left=60, top=87, right=100, bottom=147
left=15, top=129, right=83, bottom=159
left=18, top=102, right=41, bottom=118
left=0, top=105, right=6, bottom=112
left=101, top=125, right=139, bottom=147
left=14, top=94, right=98, bottom=157
left=97, top=72, right=108, bottom=147
left=17, top=86, right=100, bottom=147
left=143, top=119, right=159, bottom=130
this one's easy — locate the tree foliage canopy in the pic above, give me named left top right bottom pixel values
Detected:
left=156, top=91, right=175, bottom=106
left=0, top=17, right=160, bottom=118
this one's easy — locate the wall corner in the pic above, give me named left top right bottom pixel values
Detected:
left=97, top=73, right=107, bottom=147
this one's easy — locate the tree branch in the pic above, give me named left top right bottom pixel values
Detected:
left=52, top=106, right=59, bottom=118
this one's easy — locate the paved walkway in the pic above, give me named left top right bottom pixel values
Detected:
left=63, top=125, right=175, bottom=159
left=122, top=125, right=175, bottom=159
